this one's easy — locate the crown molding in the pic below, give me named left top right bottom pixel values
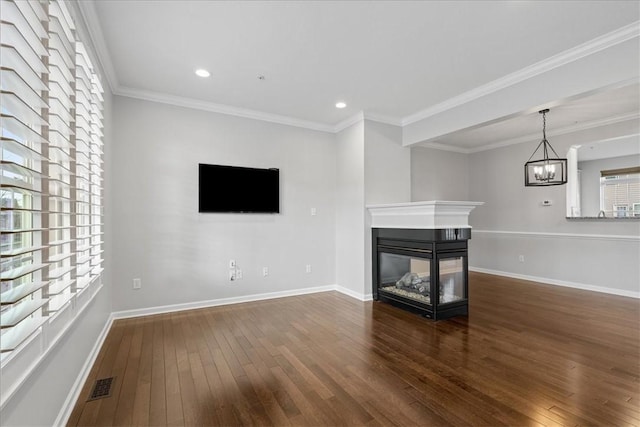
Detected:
left=75, top=0, right=340, bottom=132
left=466, top=111, right=640, bottom=154
left=362, top=112, right=403, bottom=127
left=333, top=112, right=403, bottom=133
left=402, top=21, right=640, bottom=126
left=117, top=86, right=401, bottom=134
left=333, top=112, right=365, bottom=133
left=416, top=142, right=471, bottom=154
left=115, top=86, right=336, bottom=132
left=75, top=0, right=119, bottom=92
left=77, top=6, right=638, bottom=140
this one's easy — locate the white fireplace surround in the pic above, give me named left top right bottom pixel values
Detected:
left=367, top=201, right=484, bottom=229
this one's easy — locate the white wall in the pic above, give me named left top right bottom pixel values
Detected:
left=579, top=154, right=640, bottom=216
left=111, top=96, right=337, bottom=312
left=364, top=121, right=411, bottom=205
left=334, top=120, right=411, bottom=298
left=335, top=121, right=365, bottom=296
left=364, top=121, right=411, bottom=295
left=411, top=146, right=469, bottom=201
left=467, top=120, right=640, bottom=296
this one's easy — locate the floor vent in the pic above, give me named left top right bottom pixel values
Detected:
left=87, top=377, right=115, bottom=401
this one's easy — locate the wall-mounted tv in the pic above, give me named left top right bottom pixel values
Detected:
left=199, top=163, right=280, bottom=213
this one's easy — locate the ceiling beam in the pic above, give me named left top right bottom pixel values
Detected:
left=402, top=22, right=640, bottom=147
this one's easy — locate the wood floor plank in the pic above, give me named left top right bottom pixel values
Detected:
left=113, top=318, right=144, bottom=426
left=148, top=317, right=167, bottom=426
left=93, top=320, right=135, bottom=426
left=68, top=272, right=640, bottom=426
left=70, top=320, right=126, bottom=427
left=173, top=314, right=205, bottom=427
left=130, top=318, right=154, bottom=427
left=162, top=315, right=184, bottom=426
left=241, top=363, right=292, bottom=426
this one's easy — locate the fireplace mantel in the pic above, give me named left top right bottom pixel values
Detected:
left=367, top=201, right=484, bottom=229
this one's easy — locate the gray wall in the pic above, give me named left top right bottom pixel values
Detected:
left=364, top=120, right=411, bottom=294
left=579, top=154, right=640, bottom=216
left=335, top=121, right=366, bottom=296
left=335, top=120, right=411, bottom=298
left=111, top=96, right=338, bottom=312
left=467, top=123, right=640, bottom=296
left=411, top=146, right=469, bottom=201
left=365, top=121, right=411, bottom=205
left=409, top=120, right=640, bottom=296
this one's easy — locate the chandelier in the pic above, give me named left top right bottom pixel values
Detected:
left=524, top=109, right=567, bottom=186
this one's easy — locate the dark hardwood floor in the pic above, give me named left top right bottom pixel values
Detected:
left=67, top=272, right=640, bottom=426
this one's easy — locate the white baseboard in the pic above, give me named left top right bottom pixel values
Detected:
left=470, top=266, right=640, bottom=299
left=54, top=312, right=115, bottom=426
left=335, top=285, right=373, bottom=301
left=55, top=283, right=370, bottom=425
left=111, top=284, right=372, bottom=320
left=472, top=229, right=640, bottom=242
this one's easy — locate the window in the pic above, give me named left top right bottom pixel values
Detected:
left=1, top=0, right=104, bottom=383
left=600, top=167, right=640, bottom=218
left=613, top=204, right=628, bottom=218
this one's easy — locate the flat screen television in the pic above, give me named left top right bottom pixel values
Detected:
left=199, top=163, right=280, bottom=213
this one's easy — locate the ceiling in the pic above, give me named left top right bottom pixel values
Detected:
left=425, top=83, right=640, bottom=152
left=87, top=1, right=640, bottom=149
left=578, top=134, right=640, bottom=162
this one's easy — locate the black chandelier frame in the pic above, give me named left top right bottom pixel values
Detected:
left=524, top=109, right=568, bottom=187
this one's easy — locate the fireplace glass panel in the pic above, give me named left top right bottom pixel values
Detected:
left=439, top=257, right=465, bottom=304
left=379, top=252, right=431, bottom=304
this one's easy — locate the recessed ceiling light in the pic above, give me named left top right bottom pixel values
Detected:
left=335, top=101, right=347, bottom=109
left=195, top=69, right=210, bottom=78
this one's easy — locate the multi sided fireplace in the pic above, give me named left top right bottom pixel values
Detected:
left=368, top=201, right=482, bottom=320
left=372, top=228, right=470, bottom=320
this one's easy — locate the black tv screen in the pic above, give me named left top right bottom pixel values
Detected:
left=199, top=163, right=280, bottom=213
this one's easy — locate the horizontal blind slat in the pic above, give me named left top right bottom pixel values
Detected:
left=1, top=281, right=49, bottom=304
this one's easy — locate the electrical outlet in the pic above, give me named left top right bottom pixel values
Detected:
left=133, top=278, right=141, bottom=289
left=236, top=269, right=243, bottom=279
left=229, top=270, right=236, bottom=281
left=305, top=264, right=312, bottom=273
left=229, top=260, right=236, bottom=269
left=311, top=208, right=317, bottom=216
left=519, top=255, right=525, bottom=263
left=263, top=267, right=269, bottom=277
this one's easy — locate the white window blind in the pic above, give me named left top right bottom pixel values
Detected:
left=1, top=0, right=50, bottom=355
left=47, top=0, right=76, bottom=314
left=600, top=171, right=640, bottom=218
left=1, top=0, right=104, bottom=372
